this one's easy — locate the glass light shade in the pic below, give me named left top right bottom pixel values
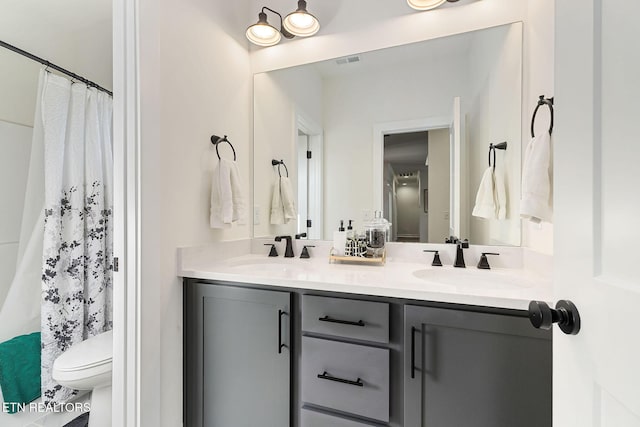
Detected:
left=283, top=1, right=320, bottom=37
left=246, top=22, right=281, bottom=46
left=407, top=0, right=447, bottom=11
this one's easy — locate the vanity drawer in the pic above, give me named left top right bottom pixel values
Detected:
left=301, top=336, right=389, bottom=422
left=301, top=407, right=380, bottom=427
left=302, top=295, right=389, bottom=343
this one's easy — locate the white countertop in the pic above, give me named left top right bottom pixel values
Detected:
left=178, top=241, right=553, bottom=311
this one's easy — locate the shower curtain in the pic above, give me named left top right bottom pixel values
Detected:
left=39, top=70, right=113, bottom=404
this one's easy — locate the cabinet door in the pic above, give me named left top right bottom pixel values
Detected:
left=404, top=305, right=551, bottom=427
left=185, top=283, right=291, bottom=427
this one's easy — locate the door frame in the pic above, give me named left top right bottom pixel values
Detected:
left=112, top=0, right=142, bottom=425
left=372, top=117, right=450, bottom=214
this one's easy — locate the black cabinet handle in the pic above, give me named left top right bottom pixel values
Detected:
left=278, top=310, right=288, bottom=353
left=411, top=326, right=418, bottom=379
left=528, top=300, right=580, bottom=335
left=318, top=315, right=365, bottom=327
left=317, top=371, right=363, bottom=387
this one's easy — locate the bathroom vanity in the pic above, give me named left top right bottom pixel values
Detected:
left=181, top=244, right=552, bottom=427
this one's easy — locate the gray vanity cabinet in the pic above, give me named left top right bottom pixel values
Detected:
left=184, top=282, right=291, bottom=427
left=403, top=305, right=552, bottom=427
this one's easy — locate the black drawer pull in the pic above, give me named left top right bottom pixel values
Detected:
left=318, top=315, right=365, bottom=327
left=317, top=371, right=364, bottom=387
left=411, top=326, right=418, bottom=379
left=278, top=310, right=288, bottom=354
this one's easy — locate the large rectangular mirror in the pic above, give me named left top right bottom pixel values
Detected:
left=254, top=22, right=522, bottom=246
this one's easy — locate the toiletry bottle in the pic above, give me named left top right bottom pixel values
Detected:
left=333, top=220, right=347, bottom=256
left=345, top=220, right=355, bottom=256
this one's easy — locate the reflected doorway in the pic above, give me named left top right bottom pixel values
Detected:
left=383, top=129, right=450, bottom=243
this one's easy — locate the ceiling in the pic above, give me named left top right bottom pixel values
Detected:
left=384, top=131, right=429, bottom=165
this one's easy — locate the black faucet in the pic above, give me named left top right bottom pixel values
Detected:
left=446, top=236, right=469, bottom=268
left=275, top=235, right=294, bottom=258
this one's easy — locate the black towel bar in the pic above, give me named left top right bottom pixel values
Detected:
left=488, top=141, right=507, bottom=171
left=531, top=95, right=554, bottom=138
left=211, top=134, right=237, bottom=161
left=271, top=159, right=289, bottom=177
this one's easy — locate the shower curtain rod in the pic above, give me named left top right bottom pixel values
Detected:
left=0, top=39, right=113, bottom=96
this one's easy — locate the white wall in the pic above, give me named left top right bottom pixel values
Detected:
left=0, top=50, right=41, bottom=127
left=0, top=43, right=37, bottom=309
left=395, top=184, right=420, bottom=238
left=428, top=128, right=451, bottom=243
left=137, top=0, right=253, bottom=424
left=0, top=122, right=32, bottom=307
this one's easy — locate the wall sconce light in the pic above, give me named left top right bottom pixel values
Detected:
left=247, top=1, right=320, bottom=47
left=283, top=0, right=320, bottom=37
left=246, top=7, right=294, bottom=47
left=407, top=0, right=459, bottom=11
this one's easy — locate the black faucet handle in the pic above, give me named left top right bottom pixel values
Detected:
left=445, top=236, right=458, bottom=244
left=457, top=238, right=469, bottom=248
left=295, top=232, right=307, bottom=239
left=264, top=243, right=278, bottom=257
left=477, top=252, right=500, bottom=269
left=423, top=250, right=442, bottom=267
left=300, top=245, right=315, bottom=259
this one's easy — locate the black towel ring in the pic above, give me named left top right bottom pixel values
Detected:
left=210, top=134, right=237, bottom=161
left=488, top=141, right=508, bottom=171
left=531, top=95, right=554, bottom=138
left=271, top=159, right=289, bottom=178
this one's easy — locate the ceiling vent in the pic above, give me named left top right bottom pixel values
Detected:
left=336, top=55, right=361, bottom=65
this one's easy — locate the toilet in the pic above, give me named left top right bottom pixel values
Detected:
left=52, top=330, right=113, bottom=427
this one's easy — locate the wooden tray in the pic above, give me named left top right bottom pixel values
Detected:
left=328, top=248, right=386, bottom=265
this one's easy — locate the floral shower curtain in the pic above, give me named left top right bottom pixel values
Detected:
left=39, top=70, right=113, bottom=403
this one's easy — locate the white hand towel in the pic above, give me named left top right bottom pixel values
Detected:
left=210, top=158, right=245, bottom=228
left=270, top=176, right=297, bottom=224
left=229, top=160, right=246, bottom=225
left=472, top=167, right=498, bottom=219
left=280, top=176, right=296, bottom=222
left=270, top=176, right=284, bottom=225
left=494, top=167, right=507, bottom=220
left=520, top=132, right=552, bottom=223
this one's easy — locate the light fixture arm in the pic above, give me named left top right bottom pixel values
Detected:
left=261, top=6, right=295, bottom=39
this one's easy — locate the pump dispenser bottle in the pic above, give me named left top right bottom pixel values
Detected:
left=346, top=220, right=354, bottom=239
left=333, top=220, right=347, bottom=256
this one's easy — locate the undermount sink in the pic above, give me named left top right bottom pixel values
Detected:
left=222, top=257, right=308, bottom=275
left=412, top=267, right=537, bottom=290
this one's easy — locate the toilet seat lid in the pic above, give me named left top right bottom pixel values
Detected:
left=54, top=330, right=113, bottom=372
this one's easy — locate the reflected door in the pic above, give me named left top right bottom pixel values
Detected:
left=449, top=96, right=463, bottom=239
left=297, top=132, right=309, bottom=236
